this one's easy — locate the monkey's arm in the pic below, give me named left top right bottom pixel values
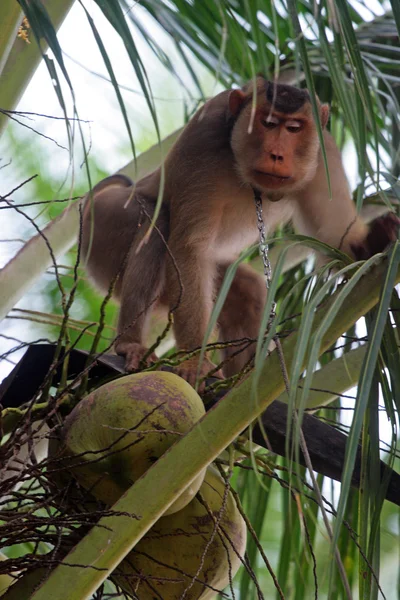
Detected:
left=292, top=132, right=398, bottom=258
left=166, top=225, right=223, bottom=386
left=115, top=235, right=166, bottom=368
left=292, top=132, right=369, bottom=256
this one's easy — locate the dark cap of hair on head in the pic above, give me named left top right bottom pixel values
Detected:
left=265, top=81, right=310, bottom=114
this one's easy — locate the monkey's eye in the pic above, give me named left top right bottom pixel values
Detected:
left=285, top=120, right=302, bottom=133
left=261, top=115, right=279, bottom=129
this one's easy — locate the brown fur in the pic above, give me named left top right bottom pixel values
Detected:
left=81, top=78, right=398, bottom=388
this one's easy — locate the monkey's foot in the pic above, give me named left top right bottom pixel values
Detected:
left=352, top=212, right=400, bottom=260
left=115, top=342, right=158, bottom=371
left=367, top=212, right=400, bottom=253
left=175, top=356, right=224, bottom=392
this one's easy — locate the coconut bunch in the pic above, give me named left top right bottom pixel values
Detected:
left=51, top=372, right=247, bottom=599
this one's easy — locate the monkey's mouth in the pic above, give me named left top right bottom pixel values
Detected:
left=253, top=170, right=292, bottom=187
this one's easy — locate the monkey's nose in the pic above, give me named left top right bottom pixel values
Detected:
left=270, top=153, right=284, bottom=163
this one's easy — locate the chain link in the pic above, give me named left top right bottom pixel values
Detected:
left=253, top=188, right=276, bottom=316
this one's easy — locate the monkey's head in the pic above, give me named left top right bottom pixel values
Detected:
left=229, top=79, right=329, bottom=199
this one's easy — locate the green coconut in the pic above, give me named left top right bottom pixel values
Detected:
left=61, top=371, right=206, bottom=515
left=113, top=467, right=247, bottom=599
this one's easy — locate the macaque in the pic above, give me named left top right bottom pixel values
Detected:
left=81, top=78, right=398, bottom=387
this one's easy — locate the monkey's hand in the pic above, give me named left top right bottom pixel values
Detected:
left=115, top=342, right=159, bottom=371
left=351, top=212, right=400, bottom=260
left=176, top=356, right=224, bottom=392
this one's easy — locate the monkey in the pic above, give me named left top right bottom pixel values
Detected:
left=81, top=78, right=399, bottom=388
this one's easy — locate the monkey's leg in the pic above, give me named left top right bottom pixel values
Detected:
left=81, top=174, right=138, bottom=294
left=217, top=263, right=267, bottom=377
left=82, top=177, right=169, bottom=369
left=115, top=207, right=169, bottom=370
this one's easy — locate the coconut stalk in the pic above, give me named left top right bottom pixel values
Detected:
left=0, top=0, right=75, bottom=136
left=30, top=254, right=400, bottom=600
left=0, top=1, right=22, bottom=78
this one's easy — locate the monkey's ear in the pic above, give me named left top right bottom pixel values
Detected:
left=320, top=104, right=330, bottom=128
left=228, top=89, right=247, bottom=116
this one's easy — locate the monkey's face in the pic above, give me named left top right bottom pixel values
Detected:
left=229, top=84, right=329, bottom=198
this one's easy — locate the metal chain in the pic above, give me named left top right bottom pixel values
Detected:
left=253, top=188, right=276, bottom=317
